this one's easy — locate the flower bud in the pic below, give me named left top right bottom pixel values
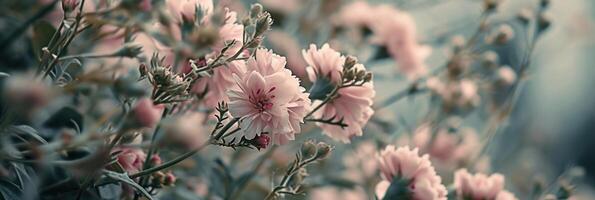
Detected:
left=496, top=66, right=516, bottom=86
left=495, top=24, right=514, bottom=44
left=314, top=142, right=332, bottom=160
left=300, top=140, right=317, bottom=159
left=251, top=134, right=271, bottom=150
left=363, top=72, right=373, bottom=83
left=250, top=3, right=264, bottom=18
left=255, top=12, right=272, bottom=37
left=483, top=0, right=499, bottom=12
left=538, top=12, right=552, bottom=33
left=163, top=172, right=177, bottom=186
left=344, top=56, right=358, bottom=70
left=482, top=51, right=499, bottom=68
left=130, top=98, right=164, bottom=128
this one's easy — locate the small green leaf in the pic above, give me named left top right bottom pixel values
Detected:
left=0, top=179, right=23, bottom=200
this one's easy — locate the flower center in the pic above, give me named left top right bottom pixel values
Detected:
left=249, top=87, right=276, bottom=112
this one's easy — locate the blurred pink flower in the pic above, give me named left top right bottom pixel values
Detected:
left=309, top=186, right=368, bottom=200
left=227, top=49, right=309, bottom=144
left=303, top=44, right=374, bottom=143
left=332, top=1, right=374, bottom=27
left=161, top=111, right=209, bottom=149
left=115, top=148, right=147, bottom=174
left=454, top=169, right=518, bottom=200
left=369, top=5, right=431, bottom=80
left=413, top=125, right=480, bottom=166
left=375, top=145, right=447, bottom=200
left=343, top=141, right=378, bottom=182
left=132, top=98, right=164, bottom=128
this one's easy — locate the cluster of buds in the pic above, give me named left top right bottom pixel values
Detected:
left=139, top=54, right=192, bottom=104
left=150, top=171, right=177, bottom=187
left=267, top=141, right=333, bottom=199
left=426, top=78, right=480, bottom=115
left=242, top=4, right=272, bottom=48
left=341, top=56, right=373, bottom=87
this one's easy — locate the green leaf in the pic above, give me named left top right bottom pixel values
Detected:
left=10, top=125, right=47, bottom=144
left=31, top=21, right=57, bottom=60
left=0, top=179, right=23, bottom=200
left=0, top=72, right=9, bottom=78
left=103, top=170, right=154, bottom=200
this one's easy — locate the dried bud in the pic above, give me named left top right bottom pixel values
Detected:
left=300, top=140, right=317, bottom=159
left=246, top=36, right=263, bottom=48
left=495, top=24, right=514, bottom=44
left=250, top=3, right=264, bottom=18
left=314, top=142, right=332, bottom=160
left=344, top=56, right=358, bottom=70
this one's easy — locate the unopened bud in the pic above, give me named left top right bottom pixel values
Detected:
left=538, top=12, right=552, bottom=33
left=250, top=4, right=264, bottom=18
left=314, top=142, right=332, bottom=160
left=163, top=172, right=177, bottom=186
left=255, top=12, right=272, bottom=36
left=363, top=72, right=373, bottom=83
left=344, top=56, right=358, bottom=70
left=115, top=43, right=143, bottom=58
left=300, top=140, right=317, bottom=159
left=483, top=0, right=499, bottom=12
left=495, top=24, right=514, bottom=44
left=497, top=66, right=516, bottom=86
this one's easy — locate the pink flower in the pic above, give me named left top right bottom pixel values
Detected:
left=369, top=5, right=431, bottom=80
left=131, top=98, right=164, bottom=128
left=332, top=1, right=375, bottom=28
left=303, top=44, right=375, bottom=143
left=115, top=148, right=147, bottom=174
left=375, top=145, right=447, bottom=200
left=310, top=186, right=369, bottom=200
left=161, top=111, right=209, bottom=149
left=227, top=49, right=310, bottom=144
left=454, top=169, right=518, bottom=200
